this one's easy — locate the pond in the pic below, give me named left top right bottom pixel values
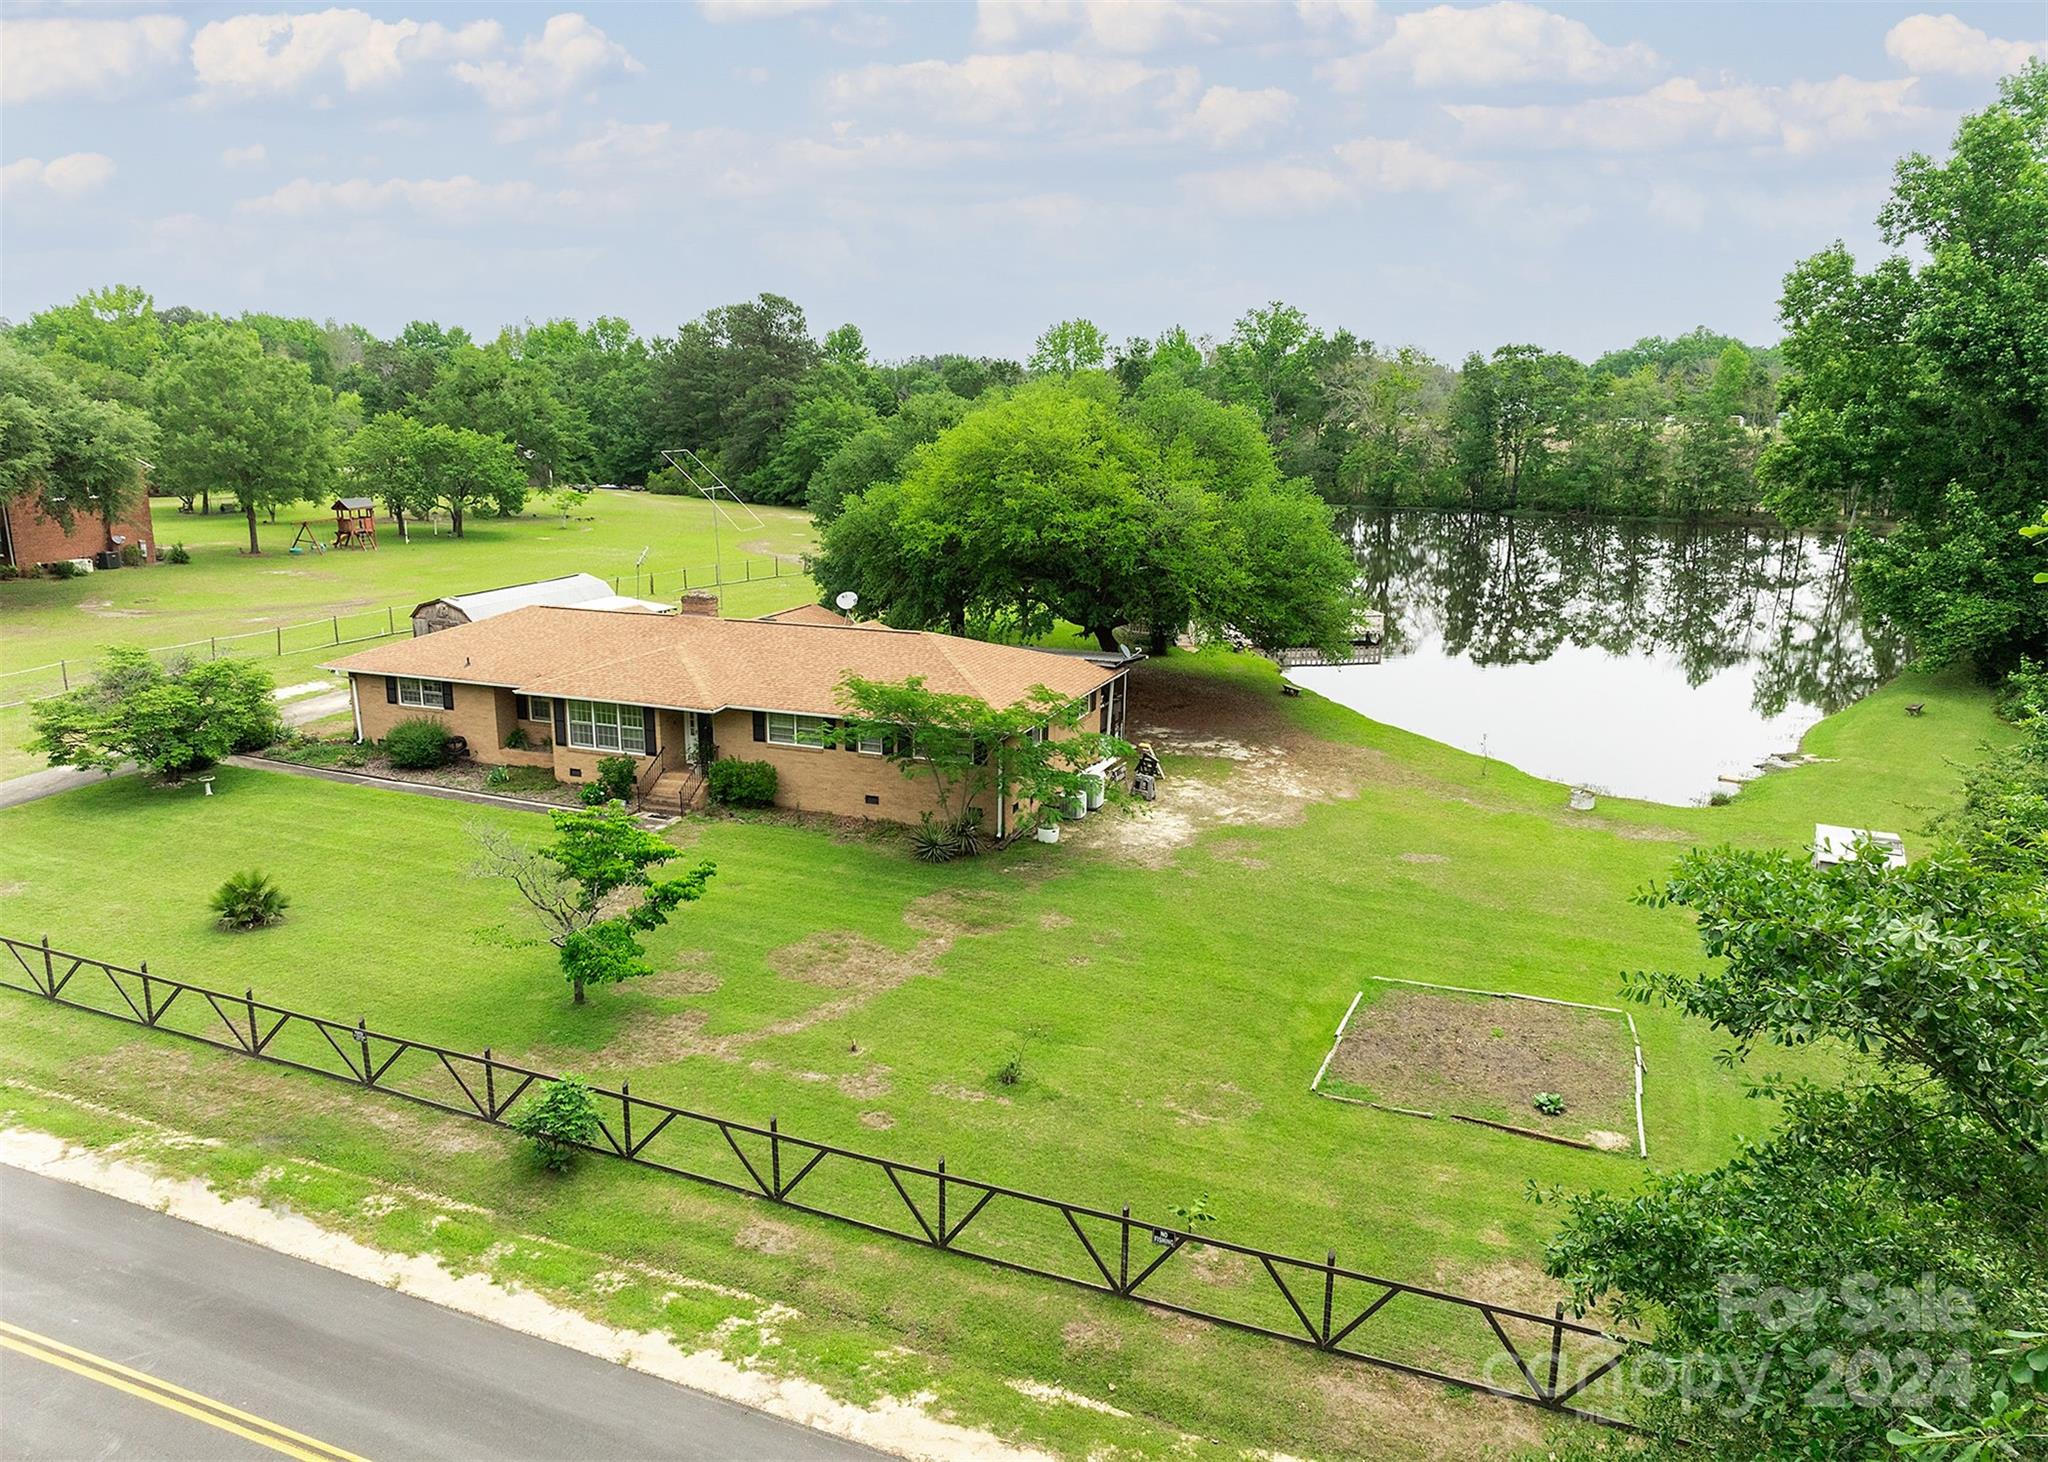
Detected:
left=1286, top=511, right=1904, bottom=806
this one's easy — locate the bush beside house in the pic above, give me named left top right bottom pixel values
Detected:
left=708, top=759, right=777, bottom=806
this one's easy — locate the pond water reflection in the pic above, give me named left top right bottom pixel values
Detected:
left=1287, top=512, right=1904, bottom=805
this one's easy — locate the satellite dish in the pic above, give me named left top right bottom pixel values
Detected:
left=834, top=590, right=859, bottom=611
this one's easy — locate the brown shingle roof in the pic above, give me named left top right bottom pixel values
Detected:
left=756, top=602, right=854, bottom=627
left=324, top=605, right=1117, bottom=714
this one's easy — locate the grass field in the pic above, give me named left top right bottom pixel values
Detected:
left=0, top=491, right=818, bottom=778
left=0, top=644, right=2010, bottom=1458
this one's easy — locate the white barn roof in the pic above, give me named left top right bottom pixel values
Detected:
left=418, top=573, right=622, bottom=624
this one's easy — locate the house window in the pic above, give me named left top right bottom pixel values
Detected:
left=517, top=695, right=552, bottom=723
left=857, top=734, right=886, bottom=756
left=766, top=712, right=831, bottom=748
left=566, top=699, right=647, bottom=755
left=397, top=677, right=447, bottom=709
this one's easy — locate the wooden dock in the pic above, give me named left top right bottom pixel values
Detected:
left=1275, top=611, right=1385, bottom=668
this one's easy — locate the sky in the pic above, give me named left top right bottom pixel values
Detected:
left=2, top=2, right=2043, bottom=363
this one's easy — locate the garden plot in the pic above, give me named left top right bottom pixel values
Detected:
left=1315, top=979, right=1644, bottom=1155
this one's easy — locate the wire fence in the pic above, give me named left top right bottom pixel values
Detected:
left=0, top=555, right=807, bottom=709
left=0, top=932, right=1638, bottom=1428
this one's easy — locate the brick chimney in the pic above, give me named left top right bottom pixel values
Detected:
left=676, top=590, right=721, bottom=617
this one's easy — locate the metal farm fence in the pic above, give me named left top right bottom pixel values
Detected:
left=0, top=933, right=1636, bottom=1427
left=0, top=555, right=804, bottom=709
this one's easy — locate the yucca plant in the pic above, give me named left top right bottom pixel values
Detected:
left=209, top=870, right=290, bottom=931
left=912, top=813, right=963, bottom=863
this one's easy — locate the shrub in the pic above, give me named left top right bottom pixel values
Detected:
left=1532, top=1091, right=1567, bottom=1116
left=383, top=717, right=453, bottom=769
left=0, top=564, right=19, bottom=581
left=166, top=542, right=192, bottom=565
left=209, top=870, right=290, bottom=930
left=119, top=542, right=146, bottom=567
left=510, top=1076, right=601, bottom=1172
left=708, top=758, right=777, bottom=807
left=578, top=783, right=610, bottom=806
left=595, top=754, right=636, bottom=802
left=912, top=813, right=962, bottom=863
left=484, top=764, right=510, bottom=787
left=46, top=560, right=81, bottom=580
left=504, top=726, right=530, bottom=751
left=994, top=1047, right=1026, bottom=1086
left=29, top=648, right=280, bottom=780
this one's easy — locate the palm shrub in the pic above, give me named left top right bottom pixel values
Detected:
left=383, top=717, right=452, bottom=769
left=510, top=1076, right=601, bottom=1172
left=209, top=870, right=289, bottom=930
left=912, top=813, right=963, bottom=863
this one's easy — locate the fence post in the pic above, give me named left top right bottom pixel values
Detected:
left=1546, top=1302, right=1566, bottom=1400
left=60, top=660, right=69, bottom=691
left=355, top=1016, right=369, bottom=1081
left=936, top=1158, right=947, bottom=1247
left=387, top=606, right=395, bottom=635
left=210, top=636, right=218, bottom=660
left=40, top=935, right=53, bottom=999
left=621, top=1080, right=632, bottom=1156
left=332, top=616, right=339, bottom=645
left=648, top=573, right=656, bottom=596
left=1119, top=1204, right=1131, bottom=1292
left=745, top=560, right=752, bottom=581
left=276, top=627, right=283, bottom=655
left=484, top=1047, right=495, bottom=1118
left=769, top=1115, right=782, bottom=1199
left=246, top=987, right=258, bottom=1051
left=1321, top=1250, right=1337, bottom=1348
left=682, top=567, right=689, bottom=590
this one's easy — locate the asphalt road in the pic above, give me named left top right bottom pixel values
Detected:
left=0, top=1166, right=885, bottom=1461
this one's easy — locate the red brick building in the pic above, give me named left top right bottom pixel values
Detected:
left=0, top=497, right=157, bottom=571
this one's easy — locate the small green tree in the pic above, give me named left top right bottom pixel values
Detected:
left=29, top=648, right=281, bottom=781
left=510, top=1076, right=601, bottom=1171
left=343, top=411, right=433, bottom=541
left=471, top=803, right=715, bottom=1003
left=836, top=674, right=1131, bottom=840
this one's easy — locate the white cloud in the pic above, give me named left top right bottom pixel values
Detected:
left=1884, top=14, right=2044, bottom=79
left=976, top=0, right=1276, bottom=52
left=1646, top=180, right=1708, bottom=231
left=222, top=143, right=269, bottom=169
left=1449, top=75, right=1928, bottom=155
left=1183, top=137, right=1487, bottom=216
left=0, top=14, right=186, bottom=105
left=1321, top=2, right=1662, bottom=91
left=239, top=174, right=549, bottom=222
left=826, top=50, right=1198, bottom=132
left=698, top=0, right=835, bottom=21
left=1296, top=0, right=1380, bottom=42
left=1182, top=161, right=1353, bottom=217
left=191, top=9, right=501, bottom=99
left=1, top=152, right=118, bottom=198
left=1182, top=86, right=1296, bottom=148
left=1332, top=137, right=1483, bottom=190
left=450, top=13, right=642, bottom=110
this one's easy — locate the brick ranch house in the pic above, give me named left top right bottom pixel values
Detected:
left=1, top=495, right=157, bottom=571
left=323, top=600, right=1132, bottom=831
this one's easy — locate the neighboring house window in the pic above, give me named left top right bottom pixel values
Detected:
left=857, top=734, right=885, bottom=755
left=397, top=677, right=447, bottom=709
left=566, top=699, right=647, bottom=755
left=766, top=712, right=831, bottom=748
left=516, top=695, right=552, bottom=722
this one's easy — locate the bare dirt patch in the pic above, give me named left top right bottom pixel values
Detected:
left=1399, top=852, right=1449, bottom=865
left=734, top=1218, right=802, bottom=1256
left=1036, top=911, right=1074, bottom=930
left=858, top=1110, right=895, bottom=1130
left=1325, top=987, right=1636, bottom=1145
left=1062, top=661, right=1402, bottom=866
left=768, top=930, right=907, bottom=990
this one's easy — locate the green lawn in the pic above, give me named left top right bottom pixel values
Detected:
left=0, top=491, right=817, bottom=778
left=0, top=651, right=2012, bottom=1458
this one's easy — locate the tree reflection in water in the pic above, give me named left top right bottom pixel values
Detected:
left=1345, top=511, right=1902, bottom=718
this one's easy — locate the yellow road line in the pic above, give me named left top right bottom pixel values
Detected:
left=0, top=1320, right=368, bottom=1462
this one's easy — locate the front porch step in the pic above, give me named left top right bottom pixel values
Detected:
left=641, top=769, right=702, bottom=815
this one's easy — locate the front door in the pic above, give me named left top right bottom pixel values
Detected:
left=683, top=714, right=700, bottom=766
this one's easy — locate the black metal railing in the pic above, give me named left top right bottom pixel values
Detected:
left=0, top=933, right=1637, bottom=1426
